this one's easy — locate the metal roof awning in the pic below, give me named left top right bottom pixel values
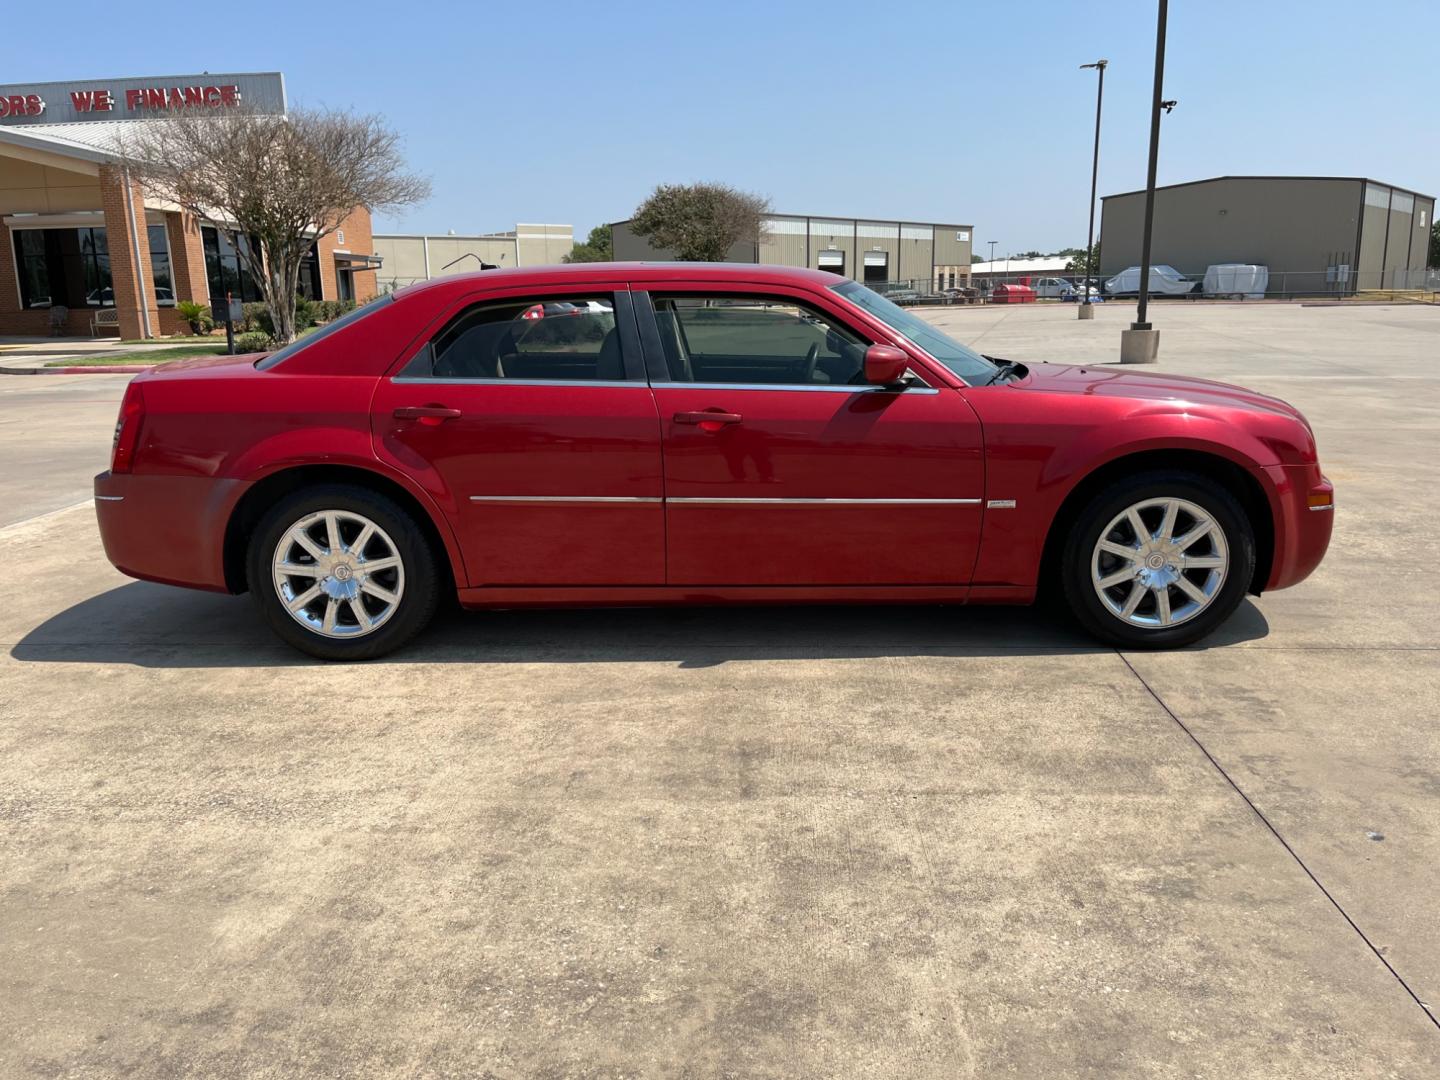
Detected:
left=333, top=251, right=383, bottom=270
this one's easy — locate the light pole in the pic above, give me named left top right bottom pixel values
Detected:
left=1121, top=0, right=1170, bottom=363
left=1078, top=59, right=1107, bottom=321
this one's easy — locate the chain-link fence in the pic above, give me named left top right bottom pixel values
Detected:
left=951, top=267, right=1440, bottom=304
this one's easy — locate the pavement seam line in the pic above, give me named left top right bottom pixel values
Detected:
left=1116, top=649, right=1440, bottom=1034
left=0, top=498, right=95, bottom=538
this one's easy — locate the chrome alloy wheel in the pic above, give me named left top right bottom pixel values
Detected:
left=271, top=510, right=405, bottom=639
left=1090, top=497, right=1229, bottom=629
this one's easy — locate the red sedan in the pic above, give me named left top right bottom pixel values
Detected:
left=94, top=264, right=1333, bottom=660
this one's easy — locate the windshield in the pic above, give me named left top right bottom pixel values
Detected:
left=255, top=295, right=395, bottom=370
left=831, top=280, right=997, bottom=383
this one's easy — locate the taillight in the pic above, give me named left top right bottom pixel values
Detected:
left=521, top=304, right=544, bottom=321
left=111, top=383, right=146, bottom=474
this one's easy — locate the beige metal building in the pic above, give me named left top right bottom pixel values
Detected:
left=1100, top=176, right=1435, bottom=296
left=372, top=225, right=573, bottom=290
left=612, top=214, right=974, bottom=291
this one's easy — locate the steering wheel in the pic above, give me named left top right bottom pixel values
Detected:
left=801, top=342, right=820, bottom=383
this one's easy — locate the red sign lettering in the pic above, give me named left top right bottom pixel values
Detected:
left=70, top=91, right=95, bottom=112
left=0, top=93, right=46, bottom=117
left=93, top=89, right=113, bottom=111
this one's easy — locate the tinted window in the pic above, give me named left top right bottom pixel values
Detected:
left=652, top=295, right=867, bottom=385
left=405, top=296, right=622, bottom=381
left=831, top=279, right=996, bottom=384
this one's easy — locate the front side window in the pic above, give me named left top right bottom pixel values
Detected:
left=651, top=295, right=868, bottom=386
left=403, top=295, right=623, bottom=381
left=831, top=279, right=997, bottom=384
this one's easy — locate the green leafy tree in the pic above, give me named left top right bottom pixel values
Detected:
left=630, top=182, right=771, bottom=261
left=563, top=224, right=614, bottom=263
left=1065, top=242, right=1102, bottom=279
left=1429, top=220, right=1439, bottom=268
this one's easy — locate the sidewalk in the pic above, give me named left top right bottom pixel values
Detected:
left=0, top=336, right=178, bottom=374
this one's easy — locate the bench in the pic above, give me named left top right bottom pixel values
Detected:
left=90, top=307, right=121, bottom=337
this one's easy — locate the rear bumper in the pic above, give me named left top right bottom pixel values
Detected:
left=1258, top=464, right=1333, bottom=592
left=94, top=471, right=250, bottom=593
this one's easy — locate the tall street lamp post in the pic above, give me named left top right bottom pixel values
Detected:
left=1121, top=0, right=1169, bottom=363
left=1078, top=59, right=1107, bottom=321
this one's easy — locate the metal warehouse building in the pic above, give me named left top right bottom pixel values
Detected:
left=1100, top=176, right=1435, bottom=297
left=612, top=214, right=974, bottom=292
left=371, top=226, right=573, bottom=290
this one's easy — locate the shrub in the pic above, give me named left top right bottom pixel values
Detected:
left=233, top=331, right=273, bottom=353
left=176, top=300, right=212, bottom=335
left=240, top=302, right=271, bottom=335
left=293, top=297, right=320, bottom=330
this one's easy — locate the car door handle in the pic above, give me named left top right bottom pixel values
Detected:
left=674, top=410, right=742, bottom=427
left=393, top=406, right=462, bottom=422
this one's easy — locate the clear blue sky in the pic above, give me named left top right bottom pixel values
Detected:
left=10, top=0, right=1436, bottom=254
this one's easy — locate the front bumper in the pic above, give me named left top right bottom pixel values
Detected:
left=1258, top=464, right=1333, bottom=592
left=94, top=471, right=249, bottom=593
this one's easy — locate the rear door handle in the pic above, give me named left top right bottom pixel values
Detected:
left=674, top=410, right=742, bottom=427
left=394, top=406, right=462, bottom=422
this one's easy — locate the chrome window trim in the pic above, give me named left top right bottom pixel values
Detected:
left=95, top=494, right=125, bottom=502
left=648, top=381, right=939, bottom=395
left=391, top=377, right=644, bottom=388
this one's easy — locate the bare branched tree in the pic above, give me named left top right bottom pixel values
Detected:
left=120, top=107, right=429, bottom=344
left=630, top=182, right=772, bottom=262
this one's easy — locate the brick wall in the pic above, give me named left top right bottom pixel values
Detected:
left=314, top=205, right=377, bottom=302
left=98, top=164, right=159, bottom=339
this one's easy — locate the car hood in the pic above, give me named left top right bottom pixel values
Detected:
left=1014, top=361, right=1304, bottom=422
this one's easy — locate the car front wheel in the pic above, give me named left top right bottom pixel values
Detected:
left=246, top=484, right=441, bottom=660
left=1061, top=471, right=1256, bottom=648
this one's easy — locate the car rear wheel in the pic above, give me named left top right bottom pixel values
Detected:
left=246, top=484, right=441, bottom=660
left=1060, top=471, right=1255, bottom=648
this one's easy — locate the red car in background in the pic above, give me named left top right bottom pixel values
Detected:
left=95, top=263, right=1333, bottom=660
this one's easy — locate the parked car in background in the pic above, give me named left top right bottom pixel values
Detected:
left=1104, top=265, right=1199, bottom=297
left=1203, top=264, right=1269, bottom=300
left=1031, top=277, right=1101, bottom=301
left=94, top=263, right=1333, bottom=660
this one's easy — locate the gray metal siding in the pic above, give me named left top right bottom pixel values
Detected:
left=1100, top=177, right=1363, bottom=282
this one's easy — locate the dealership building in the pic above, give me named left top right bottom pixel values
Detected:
left=1100, top=175, right=1435, bottom=296
left=0, top=73, right=380, bottom=339
left=372, top=226, right=573, bottom=290
left=612, top=213, right=974, bottom=291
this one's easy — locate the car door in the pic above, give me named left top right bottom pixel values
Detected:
left=636, top=285, right=985, bottom=586
left=371, top=285, right=665, bottom=587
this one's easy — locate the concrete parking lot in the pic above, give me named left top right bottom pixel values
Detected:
left=1, top=301, right=1437, bottom=1077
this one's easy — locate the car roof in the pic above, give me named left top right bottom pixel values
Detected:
left=392, top=261, right=848, bottom=300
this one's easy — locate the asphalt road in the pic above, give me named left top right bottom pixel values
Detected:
left=1, top=302, right=1437, bottom=1077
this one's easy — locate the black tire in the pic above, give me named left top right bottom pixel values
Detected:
left=246, top=484, right=442, bottom=660
left=1060, top=470, right=1255, bottom=649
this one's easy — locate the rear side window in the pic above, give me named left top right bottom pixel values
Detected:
left=401, top=295, right=623, bottom=381
left=255, top=295, right=393, bottom=370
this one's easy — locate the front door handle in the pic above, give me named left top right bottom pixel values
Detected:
left=674, top=410, right=742, bottom=430
left=394, top=405, right=462, bottom=425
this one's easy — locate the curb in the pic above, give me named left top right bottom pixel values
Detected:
left=0, top=365, right=156, bottom=375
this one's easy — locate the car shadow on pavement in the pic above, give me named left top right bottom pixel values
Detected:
left=10, top=580, right=1270, bottom=668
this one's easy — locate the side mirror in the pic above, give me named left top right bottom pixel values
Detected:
left=864, top=344, right=910, bottom=386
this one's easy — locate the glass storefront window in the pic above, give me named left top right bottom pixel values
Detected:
left=148, top=224, right=175, bottom=306
left=11, top=227, right=113, bottom=308
left=201, top=225, right=263, bottom=303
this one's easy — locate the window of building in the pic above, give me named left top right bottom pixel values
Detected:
left=148, top=224, right=175, bottom=306
left=403, top=296, right=622, bottom=381
left=10, top=227, right=113, bottom=308
left=298, top=245, right=324, bottom=301
left=651, top=295, right=867, bottom=386
left=201, top=226, right=263, bottom=302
